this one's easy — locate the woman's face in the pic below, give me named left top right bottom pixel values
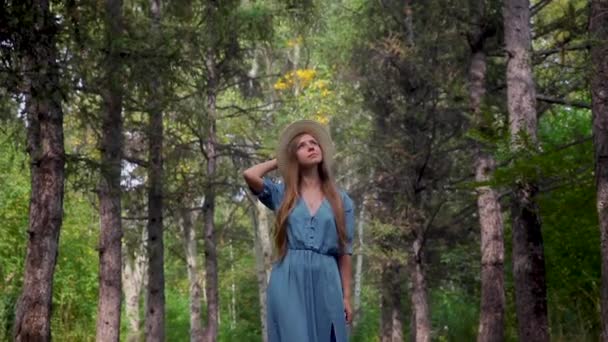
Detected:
left=294, top=133, right=323, bottom=169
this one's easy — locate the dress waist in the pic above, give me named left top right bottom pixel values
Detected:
left=288, top=246, right=333, bottom=256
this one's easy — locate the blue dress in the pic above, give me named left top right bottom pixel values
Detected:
left=254, top=177, right=355, bottom=342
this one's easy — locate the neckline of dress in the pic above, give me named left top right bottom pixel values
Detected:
left=299, top=196, right=327, bottom=217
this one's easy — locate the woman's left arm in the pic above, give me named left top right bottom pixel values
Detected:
left=338, top=254, right=352, bottom=303
left=339, top=254, right=353, bottom=324
left=339, top=192, right=355, bottom=323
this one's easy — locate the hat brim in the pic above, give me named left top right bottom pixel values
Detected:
left=276, top=120, right=335, bottom=178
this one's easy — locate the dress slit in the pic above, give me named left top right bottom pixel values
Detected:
left=330, top=321, right=340, bottom=342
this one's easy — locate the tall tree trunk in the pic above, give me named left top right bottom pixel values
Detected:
left=292, top=39, right=301, bottom=97
left=229, top=239, right=237, bottom=330
left=123, top=229, right=147, bottom=342
left=96, top=0, right=125, bottom=340
left=250, top=198, right=273, bottom=342
left=202, top=120, right=219, bottom=342
left=503, top=0, right=548, bottom=340
left=13, top=1, right=66, bottom=339
left=475, top=152, right=505, bottom=342
left=380, top=263, right=403, bottom=342
left=243, top=50, right=272, bottom=342
left=469, top=2, right=505, bottom=341
left=590, top=0, right=608, bottom=340
left=403, top=0, right=414, bottom=46
left=145, top=0, right=165, bottom=340
left=410, top=234, right=430, bottom=342
left=202, top=50, right=220, bottom=342
left=391, top=301, right=403, bottom=342
left=180, top=207, right=204, bottom=341
left=244, top=52, right=274, bottom=339
left=352, top=198, right=366, bottom=329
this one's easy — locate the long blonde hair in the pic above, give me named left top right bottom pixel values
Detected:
left=273, top=132, right=347, bottom=261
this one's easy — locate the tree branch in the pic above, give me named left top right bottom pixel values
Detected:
left=123, top=154, right=149, bottom=167
left=536, top=94, right=591, bottom=109
left=531, top=0, right=553, bottom=17
left=534, top=43, right=590, bottom=61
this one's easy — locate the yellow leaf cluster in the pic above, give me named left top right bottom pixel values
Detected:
left=273, top=68, right=317, bottom=91
left=311, top=80, right=333, bottom=97
left=314, top=113, right=330, bottom=125
left=295, top=69, right=316, bottom=84
left=311, top=80, right=328, bottom=90
left=287, top=36, right=303, bottom=48
left=273, top=80, right=290, bottom=90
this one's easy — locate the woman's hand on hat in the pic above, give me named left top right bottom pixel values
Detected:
left=243, top=158, right=279, bottom=193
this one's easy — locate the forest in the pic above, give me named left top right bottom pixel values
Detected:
left=0, top=0, right=607, bottom=341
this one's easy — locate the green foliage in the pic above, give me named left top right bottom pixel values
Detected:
left=494, top=105, right=597, bottom=340
left=431, top=286, right=479, bottom=341
left=165, top=289, right=191, bottom=341
left=537, top=108, right=598, bottom=339
left=237, top=2, right=275, bottom=43
left=350, top=283, right=381, bottom=342
left=0, top=128, right=28, bottom=340
left=50, top=191, right=99, bottom=341
left=0, top=126, right=100, bottom=340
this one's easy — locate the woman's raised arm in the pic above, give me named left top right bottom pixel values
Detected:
left=242, top=159, right=278, bottom=194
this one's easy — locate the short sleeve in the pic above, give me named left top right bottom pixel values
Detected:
left=342, top=192, right=356, bottom=255
left=251, top=177, right=284, bottom=211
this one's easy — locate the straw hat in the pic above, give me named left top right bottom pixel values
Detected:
left=276, top=120, right=335, bottom=178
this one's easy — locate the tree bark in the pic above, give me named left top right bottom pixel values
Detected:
left=242, top=49, right=272, bottom=342
left=250, top=192, right=273, bottom=341
left=123, top=230, right=147, bottom=342
left=180, top=208, right=204, bottom=341
left=475, top=151, right=505, bottom=342
left=503, top=0, right=549, bottom=340
left=96, top=0, right=125, bottom=340
left=410, top=236, right=430, bottom=342
left=469, top=2, right=505, bottom=341
left=229, top=239, right=237, bottom=330
left=202, top=46, right=220, bottom=342
left=403, top=0, right=414, bottom=46
left=202, top=121, right=219, bottom=342
left=380, top=263, right=403, bottom=342
left=590, top=0, right=608, bottom=340
left=13, top=1, right=66, bottom=339
left=144, top=0, right=165, bottom=340
left=352, top=197, right=366, bottom=329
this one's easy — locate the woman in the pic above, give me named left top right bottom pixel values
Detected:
left=242, top=120, right=355, bottom=342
